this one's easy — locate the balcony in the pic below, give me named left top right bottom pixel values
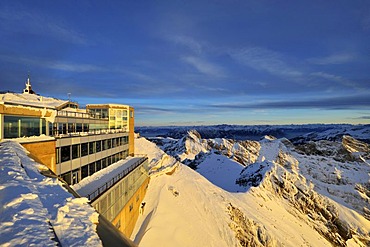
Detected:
left=72, top=156, right=148, bottom=202
left=54, top=128, right=128, bottom=139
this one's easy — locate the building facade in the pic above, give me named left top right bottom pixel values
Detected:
left=0, top=77, right=149, bottom=238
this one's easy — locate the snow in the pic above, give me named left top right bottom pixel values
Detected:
left=131, top=137, right=329, bottom=246
left=134, top=137, right=178, bottom=174
left=0, top=140, right=102, bottom=246
left=131, top=134, right=370, bottom=247
left=72, top=156, right=142, bottom=198
left=0, top=92, right=67, bottom=109
left=196, top=153, right=246, bottom=192
left=9, top=134, right=55, bottom=143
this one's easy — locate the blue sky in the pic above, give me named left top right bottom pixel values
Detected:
left=0, top=0, right=369, bottom=126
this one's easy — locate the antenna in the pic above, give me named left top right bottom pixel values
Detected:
left=68, top=93, right=71, bottom=101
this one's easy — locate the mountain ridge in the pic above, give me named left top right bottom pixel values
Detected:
left=132, top=127, right=370, bottom=246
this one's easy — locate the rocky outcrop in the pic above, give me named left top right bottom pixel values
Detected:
left=238, top=139, right=370, bottom=246
left=227, top=203, right=279, bottom=247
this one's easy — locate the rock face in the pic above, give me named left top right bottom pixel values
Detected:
left=227, top=203, right=279, bottom=247
left=235, top=137, right=370, bottom=246
left=151, top=130, right=260, bottom=169
left=147, top=132, right=370, bottom=246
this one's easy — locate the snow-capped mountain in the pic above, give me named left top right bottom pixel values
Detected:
left=132, top=128, right=370, bottom=246
left=137, top=124, right=370, bottom=143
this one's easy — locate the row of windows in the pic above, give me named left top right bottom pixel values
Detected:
left=52, top=122, right=90, bottom=135
left=3, top=116, right=46, bottom=138
left=60, top=151, right=129, bottom=185
left=56, top=136, right=129, bottom=163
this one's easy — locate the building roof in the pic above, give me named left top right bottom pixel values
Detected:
left=0, top=92, right=68, bottom=109
left=86, top=104, right=131, bottom=109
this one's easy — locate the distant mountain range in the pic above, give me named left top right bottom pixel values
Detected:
left=132, top=125, right=370, bottom=246
left=137, top=124, right=370, bottom=144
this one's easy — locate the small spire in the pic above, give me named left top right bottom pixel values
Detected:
left=23, top=73, right=36, bottom=94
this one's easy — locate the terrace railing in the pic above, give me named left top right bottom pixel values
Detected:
left=87, top=156, right=148, bottom=202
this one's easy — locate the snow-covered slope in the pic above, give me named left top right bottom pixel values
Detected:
left=0, top=141, right=101, bottom=246
left=150, top=130, right=260, bottom=168
left=132, top=133, right=370, bottom=247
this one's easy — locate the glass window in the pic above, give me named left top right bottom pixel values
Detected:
left=88, top=108, right=95, bottom=117
left=76, top=123, right=82, bottom=132
left=48, top=122, right=53, bottom=136
left=89, top=163, right=95, bottom=176
left=61, top=146, right=70, bottom=162
left=101, top=109, right=108, bottom=119
left=68, top=123, right=75, bottom=133
left=96, top=160, right=102, bottom=172
left=96, top=140, right=101, bottom=152
left=108, top=139, right=112, bottom=149
left=81, top=143, right=88, bottom=157
left=4, top=116, right=19, bottom=138
left=81, top=165, right=88, bottom=179
left=42, top=120, right=46, bottom=136
left=102, top=158, right=107, bottom=168
left=3, top=116, right=45, bottom=138
left=89, top=142, right=95, bottom=154
left=53, top=123, right=58, bottom=136
left=62, top=123, right=67, bottom=134
left=61, top=172, right=71, bottom=185
left=102, top=139, right=108, bottom=151
left=83, top=123, right=89, bottom=132
left=72, top=144, right=80, bottom=159
left=72, top=169, right=79, bottom=185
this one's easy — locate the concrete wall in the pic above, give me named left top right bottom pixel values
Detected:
left=0, top=104, right=54, bottom=118
left=128, top=107, right=135, bottom=156
left=91, top=158, right=150, bottom=238
left=21, top=140, right=56, bottom=173
left=112, top=176, right=150, bottom=237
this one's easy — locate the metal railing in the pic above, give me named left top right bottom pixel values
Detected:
left=57, top=110, right=98, bottom=119
left=87, top=156, right=148, bottom=202
left=54, top=128, right=127, bottom=138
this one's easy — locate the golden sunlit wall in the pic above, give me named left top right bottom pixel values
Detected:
left=0, top=104, right=57, bottom=170
left=112, top=177, right=150, bottom=237
left=91, top=159, right=150, bottom=237
left=128, top=107, right=134, bottom=156
left=21, top=140, right=56, bottom=173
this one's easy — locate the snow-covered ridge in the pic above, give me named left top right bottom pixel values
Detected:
left=137, top=124, right=370, bottom=143
left=133, top=131, right=370, bottom=246
left=150, top=130, right=260, bottom=168
left=239, top=137, right=370, bottom=246
left=0, top=141, right=102, bottom=246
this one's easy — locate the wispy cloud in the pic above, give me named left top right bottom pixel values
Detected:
left=168, top=35, right=203, bottom=54
left=0, top=8, right=87, bottom=45
left=182, top=56, right=225, bottom=78
left=229, top=47, right=303, bottom=78
left=135, top=106, right=176, bottom=114
left=352, top=115, right=370, bottom=120
left=310, top=71, right=359, bottom=89
left=0, top=54, right=105, bottom=72
left=308, top=53, right=356, bottom=65
left=208, top=94, right=370, bottom=110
